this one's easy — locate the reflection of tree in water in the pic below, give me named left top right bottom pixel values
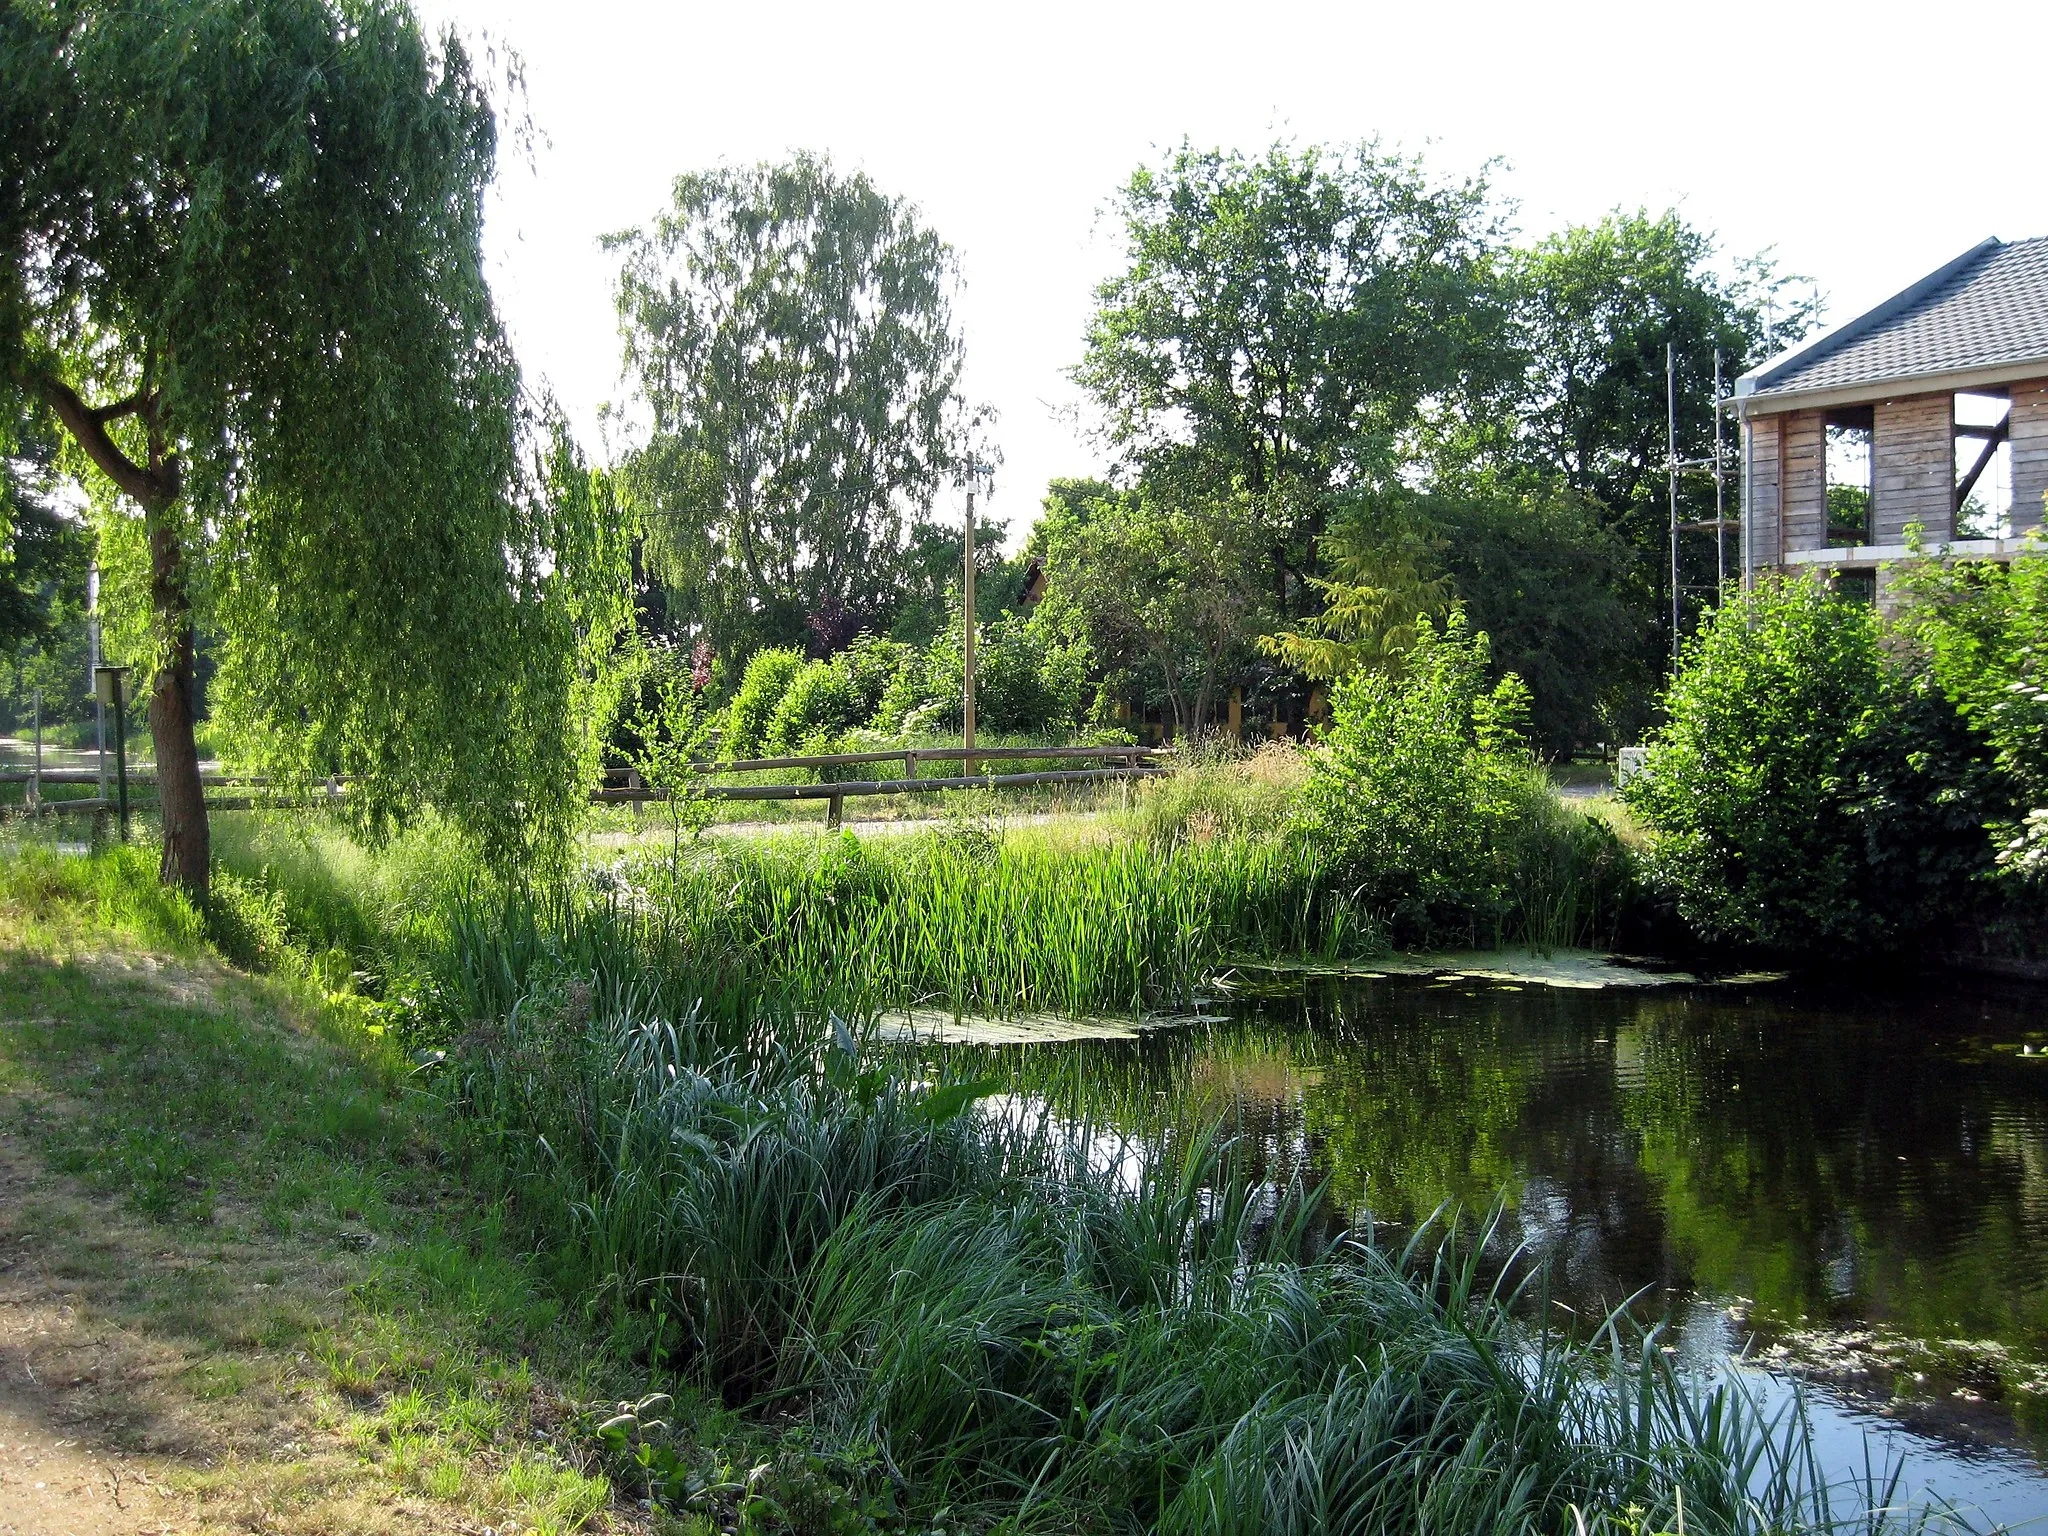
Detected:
left=1277, top=984, right=1681, bottom=1315
left=1003, top=979, right=2048, bottom=1388
left=1618, top=994, right=2048, bottom=1361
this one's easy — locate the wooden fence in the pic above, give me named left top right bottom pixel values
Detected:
left=2, top=745, right=1170, bottom=829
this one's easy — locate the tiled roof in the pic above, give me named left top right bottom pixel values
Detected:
left=1743, top=236, right=2048, bottom=399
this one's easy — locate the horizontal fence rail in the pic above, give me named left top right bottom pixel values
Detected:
left=6, top=745, right=1171, bottom=828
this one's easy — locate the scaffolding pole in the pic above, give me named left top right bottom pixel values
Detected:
left=1667, top=344, right=1733, bottom=664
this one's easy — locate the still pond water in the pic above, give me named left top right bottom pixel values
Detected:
left=958, top=971, right=2048, bottom=1529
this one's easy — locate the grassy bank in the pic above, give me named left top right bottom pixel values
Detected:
left=0, top=848, right=639, bottom=1534
left=0, top=838, right=1965, bottom=1532
left=191, top=740, right=1631, bottom=1030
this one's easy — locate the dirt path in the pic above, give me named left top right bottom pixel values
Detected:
left=0, top=1123, right=198, bottom=1535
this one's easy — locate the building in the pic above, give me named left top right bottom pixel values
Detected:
left=1732, top=236, right=2048, bottom=598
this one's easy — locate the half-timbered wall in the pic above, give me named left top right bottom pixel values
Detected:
left=1781, top=409, right=1827, bottom=550
left=2013, top=379, right=2048, bottom=534
left=1873, top=394, right=1954, bottom=543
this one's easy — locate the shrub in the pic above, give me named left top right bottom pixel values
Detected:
left=1304, top=612, right=1564, bottom=945
left=867, top=607, right=1088, bottom=736
left=835, top=632, right=909, bottom=723
left=765, top=660, right=861, bottom=756
left=1625, top=575, right=1885, bottom=951
left=723, top=647, right=805, bottom=759
left=1893, top=536, right=2048, bottom=882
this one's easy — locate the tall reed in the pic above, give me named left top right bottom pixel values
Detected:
left=433, top=919, right=1948, bottom=1535
left=627, top=825, right=1380, bottom=1018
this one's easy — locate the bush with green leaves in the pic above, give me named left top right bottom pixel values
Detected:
left=1625, top=576, right=1885, bottom=951
left=869, top=606, right=1087, bottom=735
left=834, top=632, right=909, bottom=722
left=722, top=647, right=806, bottom=759
left=1893, top=538, right=2048, bottom=882
left=1305, top=612, right=1593, bottom=945
left=764, top=660, right=862, bottom=756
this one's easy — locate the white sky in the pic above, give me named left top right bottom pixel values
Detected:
left=415, top=0, right=2048, bottom=551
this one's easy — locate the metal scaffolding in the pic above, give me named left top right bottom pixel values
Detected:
left=1666, top=343, right=1736, bottom=665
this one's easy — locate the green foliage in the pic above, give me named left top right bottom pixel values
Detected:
left=1626, top=576, right=1888, bottom=951
left=765, top=659, right=861, bottom=755
left=1510, top=210, right=1818, bottom=558
left=1080, top=141, right=1511, bottom=503
left=1625, top=564, right=2048, bottom=955
left=630, top=654, right=719, bottom=871
left=0, top=400, right=89, bottom=661
left=867, top=601, right=1084, bottom=736
left=1260, top=504, right=1453, bottom=683
left=833, top=632, right=909, bottom=722
left=3, top=0, right=622, bottom=868
left=1033, top=478, right=1271, bottom=732
left=1306, top=612, right=1619, bottom=945
left=1893, top=541, right=2048, bottom=882
left=1432, top=480, right=1652, bottom=752
left=612, top=153, right=974, bottom=655
left=631, top=825, right=1374, bottom=1019
left=1125, top=740, right=1308, bottom=846
left=723, top=646, right=806, bottom=759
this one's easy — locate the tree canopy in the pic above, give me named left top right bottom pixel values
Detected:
left=613, top=155, right=977, bottom=659
left=2, top=0, right=619, bottom=893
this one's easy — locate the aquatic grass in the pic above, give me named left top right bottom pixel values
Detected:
left=431, top=940, right=1961, bottom=1534
left=622, top=824, right=1383, bottom=1019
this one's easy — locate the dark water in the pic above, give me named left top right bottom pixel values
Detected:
left=976, top=972, right=2048, bottom=1529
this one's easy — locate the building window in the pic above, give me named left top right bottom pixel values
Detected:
left=1824, top=411, right=1873, bottom=546
left=1832, top=569, right=1877, bottom=607
left=1954, top=391, right=2013, bottom=539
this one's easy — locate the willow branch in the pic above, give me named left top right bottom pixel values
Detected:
left=37, top=374, right=179, bottom=509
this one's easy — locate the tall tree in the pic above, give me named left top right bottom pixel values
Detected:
left=1032, top=478, right=1273, bottom=733
left=613, top=155, right=976, bottom=659
left=2, top=0, right=614, bottom=896
left=1076, top=140, right=1514, bottom=597
left=1510, top=210, right=1818, bottom=558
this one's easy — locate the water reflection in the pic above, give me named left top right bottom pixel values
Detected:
left=963, top=973, right=2048, bottom=1523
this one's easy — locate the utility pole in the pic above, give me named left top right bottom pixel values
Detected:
left=963, top=470, right=976, bottom=773
left=962, top=459, right=990, bottom=777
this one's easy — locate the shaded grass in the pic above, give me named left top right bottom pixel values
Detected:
left=0, top=857, right=686, bottom=1534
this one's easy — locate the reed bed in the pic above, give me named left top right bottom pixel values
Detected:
left=621, top=825, right=1381, bottom=1019
left=430, top=901, right=1948, bottom=1535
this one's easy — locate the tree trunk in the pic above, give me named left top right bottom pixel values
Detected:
left=147, top=507, right=209, bottom=901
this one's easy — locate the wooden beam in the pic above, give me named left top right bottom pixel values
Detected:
left=1955, top=417, right=2012, bottom=509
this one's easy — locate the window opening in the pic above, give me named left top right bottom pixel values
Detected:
left=1954, top=391, right=2013, bottom=539
left=1824, top=411, right=1872, bottom=546
left=1832, top=569, right=1876, bottom=607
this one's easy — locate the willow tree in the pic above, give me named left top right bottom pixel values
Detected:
left=1, top=0, right=615, bottom=897
left=611, top=154, right=972, bottom=657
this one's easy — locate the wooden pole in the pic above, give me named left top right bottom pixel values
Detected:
left=113, top=673, right=129, bottom=843
left=28, top=688, right=40, bottom=810
left=963, top=471, right=977, bottom=777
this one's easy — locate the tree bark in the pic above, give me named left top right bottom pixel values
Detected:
left=38, top=373, right=209, bottom=900
left=146, top=507, right=209, bottom=901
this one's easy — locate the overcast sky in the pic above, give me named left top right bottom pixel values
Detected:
left=414, top=0, right=2048, bottom=549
